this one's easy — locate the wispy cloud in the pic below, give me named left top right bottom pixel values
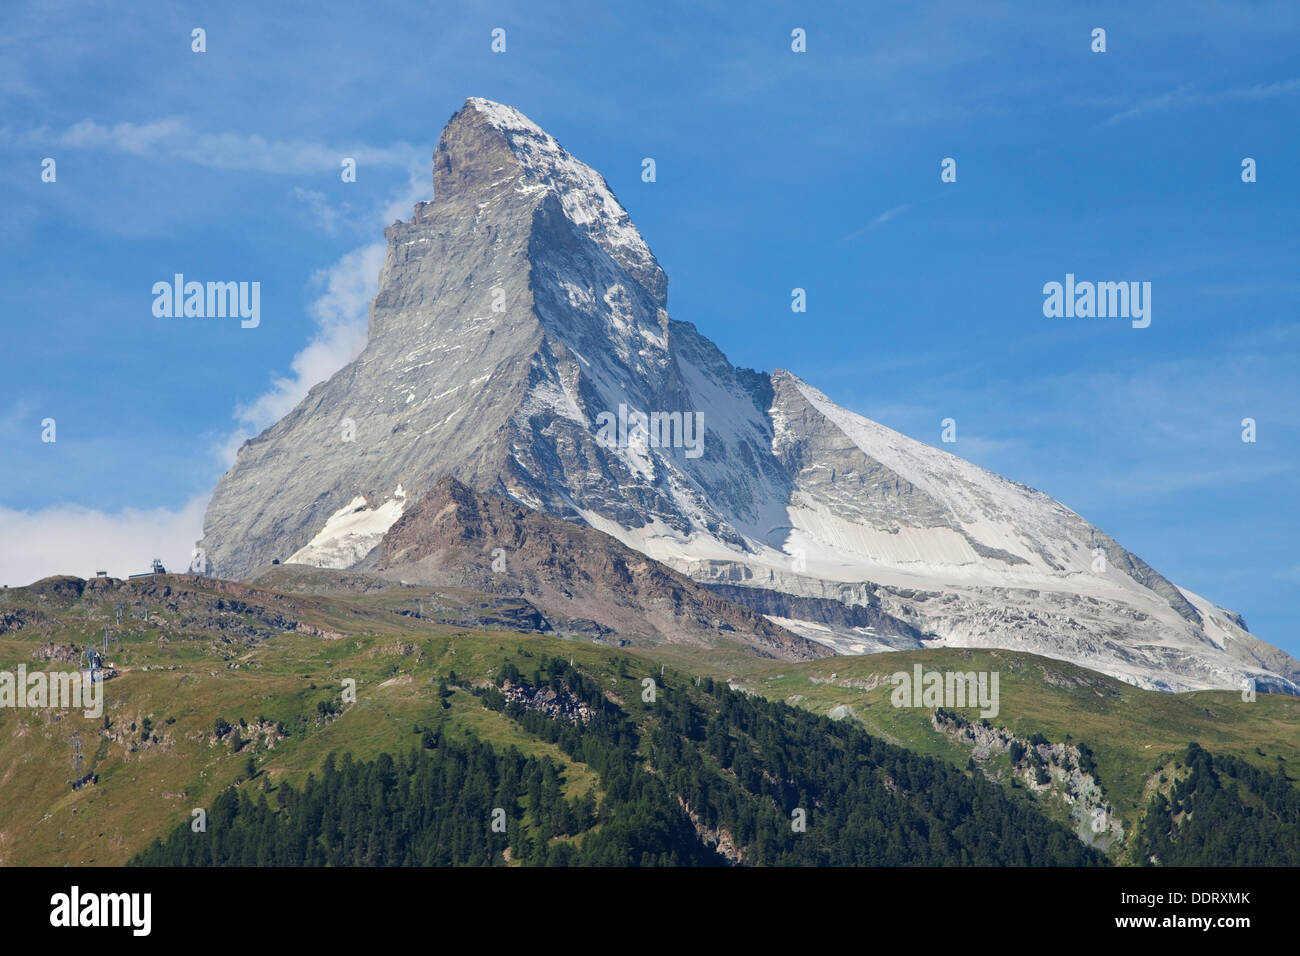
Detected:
left=0, top=398, right=38, bottom=440
left=1, top=117, right=421, bottom=173
left=291, top=186, right=350, bottom=236
left=843, top=203, right=912, bottom=241
left=1095, top=462, right=1293, bottom=496
left=950, top=435, right=1022, bottom=461
left=1100, top=78, right=1300, bottom=126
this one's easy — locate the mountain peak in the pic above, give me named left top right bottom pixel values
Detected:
left=433, top=97, right=667, bottom=304
left=199, top=104, right=1300, bottom=696
left=463, top=96, right=548, bottom=136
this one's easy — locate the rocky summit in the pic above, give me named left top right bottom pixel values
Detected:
left=200, top=97, right=1300, bottom=694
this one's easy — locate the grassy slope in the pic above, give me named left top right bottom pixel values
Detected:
left=0, top=577, right=620, bottom=865
left=714, top=647, right=1300, bottom=845
left=1, top=575, right=1295, bottom=865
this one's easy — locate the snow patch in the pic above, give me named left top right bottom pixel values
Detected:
left=287, top=487, right=406, bottom=569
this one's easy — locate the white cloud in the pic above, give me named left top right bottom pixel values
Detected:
left=4, top=116, right=421, bottom=173
left=0, top=496, right=207, bottom=587
left=217, top=243, right=382, bottom=465
left=843, top=203, right=912, bottom=241
left=379, top=166, right=429, bottom=224
left=218, top=164, right=432, bottom=465
left=1101, top=77, right=1300, bottom=126
left=291, top=186, right=348, bottom=235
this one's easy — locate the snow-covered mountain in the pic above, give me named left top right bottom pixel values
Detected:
left=199, top=97, right=1299, bottom=694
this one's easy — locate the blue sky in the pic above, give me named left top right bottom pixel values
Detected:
left=1, top=1, right=1296, bottom=655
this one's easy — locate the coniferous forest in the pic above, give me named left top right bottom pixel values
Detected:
left=133, top=656, right=1104, bottom=866
left=1133, top=743, right=1300, bottom=866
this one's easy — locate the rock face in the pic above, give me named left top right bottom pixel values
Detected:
left=363, top=476, right=829, bottom=660
left=199, top=97, right=1300, bottom=694
left=201, top=97, right=786, bottom=579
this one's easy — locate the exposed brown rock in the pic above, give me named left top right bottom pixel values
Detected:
left=371, top=477, right=830, bottom=661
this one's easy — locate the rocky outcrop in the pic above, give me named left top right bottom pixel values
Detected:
left=367, top=477, right=831, bottom=661
left=932, top=711, right=1123, bottom=850
left=499, top=680, right=596, bottom=725
left=704, top=582, right=929, bottom=648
